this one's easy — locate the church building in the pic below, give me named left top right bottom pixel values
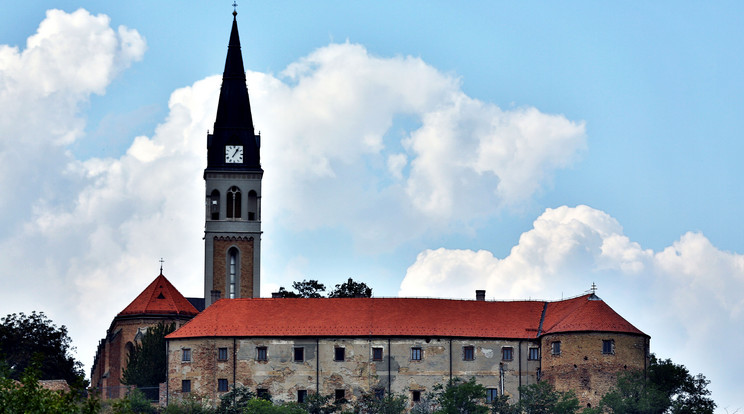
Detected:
left=91, top=9, right=650, bottom=411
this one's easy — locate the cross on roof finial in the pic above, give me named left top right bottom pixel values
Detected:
left=159, top=258, right=164, bottom=275
left=590, top=282, right=597, bottom=294
left=232, top=1, right=238, bottom=16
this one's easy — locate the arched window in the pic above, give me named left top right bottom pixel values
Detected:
left=226, top=186, right=241, bottom=219
left=209, top=190, right=220, bottom=220
left=228, top=248, right=238, bottom=299
left=248, top=190, right=258, bottom=221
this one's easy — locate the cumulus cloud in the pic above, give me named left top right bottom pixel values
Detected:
left=398, top=205, right=744, bottom=409
left=0, top=12, right=585, bottom=386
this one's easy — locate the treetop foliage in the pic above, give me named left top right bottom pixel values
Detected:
left=276, top=278, right=372, bottom=298
left=121, top=322, right=176, bottom=387
left=0, top=311, right=85, bottom=389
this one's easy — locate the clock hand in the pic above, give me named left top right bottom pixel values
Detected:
left=232, top=148, right=239, bottom=157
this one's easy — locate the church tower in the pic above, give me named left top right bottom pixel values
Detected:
left=204, top=10, right=261, bottom=307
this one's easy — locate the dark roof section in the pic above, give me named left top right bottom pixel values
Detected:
left=118, top=274, right=199, bottom=317
left=206, top=11, right=261, bottom=171
left=186, top=297, right=206, bottom=312
left=167, top=295, right=646, bottom=340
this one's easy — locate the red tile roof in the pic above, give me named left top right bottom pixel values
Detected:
left=166, top=294, right=646, bottom=340
left=541, top=294, right=646, bottom=336
left=118, top=274, right=199, bottom=317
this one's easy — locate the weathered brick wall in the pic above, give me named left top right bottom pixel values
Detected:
left=167, top=336, right=539, bottom=408
left=212, top=237, right=254, bottom=298
left=540, top=332, right=648, bottom=408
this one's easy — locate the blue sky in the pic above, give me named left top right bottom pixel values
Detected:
left=1, top=1, right=742, bottom=410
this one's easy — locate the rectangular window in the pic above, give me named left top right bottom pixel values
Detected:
left=257, top=388, right=270, bottom=400
left=182, top=348, right=191, bottom=362
left=412, top=390, right=421, bottom=402
left=256, top=346, right=268, bottom=361
left=298, top=390, right=307, bottom=403
left=372, top=347, right=383, bottom=361
left=218, top=378, right=228, bottom=392
left=334, top=347, right=345, bottom=361
left=528, top=347, right=539, bottom=360
left=463, top=345, right=475, bottom=361
left=294, top=347, right=304, bottom=362
left=502, top=347, right=513, bottom=361
left=411, top=347, right=422, bottom=361
left=218, top=347, right=228, bottom=361
left=486, top=388, right=498, bottom=403
left=602, top=339, right=615, bottom=355
left=335, top=389, right=345, bottom=401
left=552, top=341, right=561, bottom=356
left=182, top=379, right=191, bottom=393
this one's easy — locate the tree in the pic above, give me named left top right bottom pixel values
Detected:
left=353, top=391, right=407, bottom=414
left=0, top=362, right=98, bottom=414
left=0, top=311, right=85, bottom=389
left=433, top=377, right=489, bottom=414
left=328, top=278, right=373, bottom=298
left=517, top=381, right=580, bottom=414
left=600, top=354, right=716, bottom=414
left=277, top=280, right=327, bottom=298
left=121, top=322, right=175, bottom=388
left=216, top=386, right=256, bottom=414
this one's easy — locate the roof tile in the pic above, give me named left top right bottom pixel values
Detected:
left=119, top=274, right=199, bottom=317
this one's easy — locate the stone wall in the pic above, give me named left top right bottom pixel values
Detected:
left=166, top=336, right=540, bottom=408
left=540, top=332, right=649, bottom=408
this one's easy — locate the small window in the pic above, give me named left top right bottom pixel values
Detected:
left=226, top=186, right=242, bottom=219
left=218, top=347, right=228, bottom=361
left=411, top=347, right=422, bottom=361
left=334, top=347, right=345, bottom=361
left=463, top=346, right=475, bottom=361
left=294, top=347, right=304, bottom=362
left=298, top=390, right=307, bottom=403
left=257, top=388, right=270, bottom=400
left=552, top=341, right=561, bottom=356
left=372, top=347, right=383, bottom=361
left=502, top=347, right=513, bottom=361
left=602, top=339, right=615, bottom=355
left=256, top=346, right=268, bottom=361
left=486, top=388, right=498, bottom=403
left=528, top=347, right=539, bottom=360
left=218, top=378, right=228, bottom=392
left=335, top=389, right=345, bottom=401
left=182, top=379, right=191, bottom=393
left=182, top=348, right=191, bottom=362
left=412, top=390, right=421, bottom=402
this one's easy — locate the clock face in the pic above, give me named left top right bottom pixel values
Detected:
left=225, top=145, right=243, bottom=163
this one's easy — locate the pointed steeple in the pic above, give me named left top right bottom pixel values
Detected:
left=206, top=10, right=261, bottom=170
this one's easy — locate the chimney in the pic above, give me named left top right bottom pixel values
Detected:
left=271, top=292, right=283, bottom=298
left=211, top=290, right=221, bottom=304
left=475, top=290, right=486, bottom=301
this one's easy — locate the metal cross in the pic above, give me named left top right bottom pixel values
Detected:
left=233, top=1, right=238, bottom=12
left=590, top=282, right=597, bottom=294
left=159, top=258, right=164, bottom=274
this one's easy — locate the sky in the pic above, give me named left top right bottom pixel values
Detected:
left=0, top=1, right=742, bottom=410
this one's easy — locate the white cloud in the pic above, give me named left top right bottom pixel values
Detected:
left=398, top=205, right=744, bottom=410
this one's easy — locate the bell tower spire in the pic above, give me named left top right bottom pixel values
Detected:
left=204, top=9, right=262, bottom=307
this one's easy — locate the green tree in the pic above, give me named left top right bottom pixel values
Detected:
left=517, top=381, right=580, bottom=414
left=0, top=311, right=86, bottom=389
left=216, top=386, right=255, bottom=414
left=353, top=391, right=407, bottom=414
left=600, top=354, right=716, bottom=414
left=433, top=377, right=489, bottom=414
left=111, top=388, right=156, bottom=413
left=121, top=322, right=175, bottom=388
left=0, top=362, right=97, bottom=414
left=328, top=278, right=373, bottom=298
left=301, top=392, right=342, bottom=414
left=489, top=394, right=518, bottom=414
left=277, top=280, right=327, bottom=298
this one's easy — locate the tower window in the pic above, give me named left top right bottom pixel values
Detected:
left=602, top=339, right=615, bottom=355
left=528, top=347, right=539, bottom=360
left=228, top=248, right=238, bottom=299
left=334, top=347, right=345, bottom=361
left=552, top=341, right=561, bottom=356
left=209, top=190, right=220, bottom=220
left=248, top=190, right=258, bottom=221
left=218, top=347, right=228, bottom=361
left=256, top=346, right=268, bottom=361
left=226, top=186, right=242, bottom=219
left=294, top=347, right=304, bottom=362
left=372, top=347, right=383, bottom=361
